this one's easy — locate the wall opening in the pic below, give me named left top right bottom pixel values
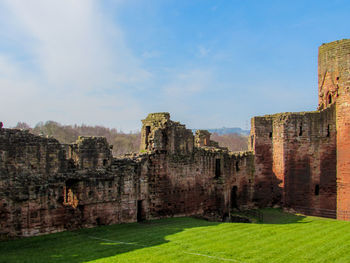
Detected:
left=327, top=124, right=330, bottom=137
left=63, top=179, right=79, bottom=208
left=103, top=159, right=108, bottom=166
left=299, top=125, right=303, bottom=136
left=269, top=132, right=272, bottom=138
left=137, top=200, right=145, bottom=222
left=235, top=161, right=240, bottom=172
left=215, top=159, right=221, bottom=178
left=231, top=186, right=238, bottom=209
left=315, top=184, right=320, bottom=196
left=145, top=126, right=151, bottom=148
left=328, top=94, right=332, bottom=104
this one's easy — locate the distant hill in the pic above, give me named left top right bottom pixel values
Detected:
left=192, top=127, right=250, bottom=136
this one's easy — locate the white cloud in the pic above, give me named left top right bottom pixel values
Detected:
left=0, top=0, right=149, bottom=129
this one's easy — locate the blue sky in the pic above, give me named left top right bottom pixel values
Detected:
left=0, top=0, right=349, bottom=131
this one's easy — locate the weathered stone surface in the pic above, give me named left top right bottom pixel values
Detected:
left=0, top=115, right=255, bottom=238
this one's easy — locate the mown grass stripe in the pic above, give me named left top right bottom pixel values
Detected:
left=1, top=210, right=350, bottom=263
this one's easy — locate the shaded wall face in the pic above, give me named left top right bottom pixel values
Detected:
left=144, top=151, right=255, bottom=220
left=250, top=117, right=278, bottom=207
left=251, top=107, right=337, bottom=217
left=319, top=40, right=350, bottom=219
left=277, top=109, right=336, bottom=218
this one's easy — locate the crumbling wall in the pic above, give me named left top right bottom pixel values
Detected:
left=141, top=113, right=194, bottom=155
left=144, top=149, right=254, bottom=221
left=0, top=115, right=256, bottom=239
left=0, top=130, right=148, bottom=238
left=68, top=136, right=113, bottom=170
left=140, top=114, right=255, bottom=221
left=195, top=130, right=219, bottom=147
left=0, top=129, right=65, bottom=176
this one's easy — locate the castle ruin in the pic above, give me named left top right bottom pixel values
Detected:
left=1, top=39, right=350, bottom=238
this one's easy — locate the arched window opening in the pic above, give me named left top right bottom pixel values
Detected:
left=299, top=125, right=303, bottom=136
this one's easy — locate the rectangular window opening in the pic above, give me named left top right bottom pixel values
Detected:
left=215, top=159, right=221, bottom=178
left=327, top=124, right=330, bottom=137
left=315, top=184, right=320, bottom=196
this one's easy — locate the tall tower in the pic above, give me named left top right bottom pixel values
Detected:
left=319, top=39, right=350, bottom=219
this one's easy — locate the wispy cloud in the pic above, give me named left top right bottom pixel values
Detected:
left=163, top=69, right=213, bottom=98
left=0, top=0, right=149, bottom=129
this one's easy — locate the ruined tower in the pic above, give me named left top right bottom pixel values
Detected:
left=140, top=112, right=194, bottom=154
left=318, top=39, right=350, bottom=219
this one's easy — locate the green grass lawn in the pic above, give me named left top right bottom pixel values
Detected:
left=1, top=209, right=350, bottom=263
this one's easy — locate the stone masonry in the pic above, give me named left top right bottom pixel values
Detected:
left=0, top=113, right=254, bottom=239
left=1, top=39, right=350, bottom=239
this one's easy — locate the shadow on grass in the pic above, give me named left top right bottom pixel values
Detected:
left=0, top=217, right=220, bottom=263
left=257, top=208, right=309, bottom=224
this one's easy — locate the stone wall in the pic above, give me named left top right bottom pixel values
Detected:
left=251, top=107, right=337, bottom=218
left=0, top=115, right=255, bottom=239
left=282, top=108, right=336, bottom=217
left=318, top=40, right=350, bottom=220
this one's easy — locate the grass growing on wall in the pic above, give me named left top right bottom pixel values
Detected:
left=1, top=209, right=350, bottom=263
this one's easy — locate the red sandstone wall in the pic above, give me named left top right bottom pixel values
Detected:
left=0, top=126, right=255, bottom=239
left=282, top=109, right=336, bottom=218
left=251, top=107, right=337, bottom=218
left=144, top=150, right=254, bottom=221
left=250, top=117, right=280, bottom=207
left=318, top=39, right=350, bottom=220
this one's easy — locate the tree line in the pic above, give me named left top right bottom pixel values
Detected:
left=14, top=121, right=248, bottom=156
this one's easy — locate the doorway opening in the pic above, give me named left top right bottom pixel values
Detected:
left=231, top=186, right=238, bottom=209
left=137, top=200, right=145, bottom=222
